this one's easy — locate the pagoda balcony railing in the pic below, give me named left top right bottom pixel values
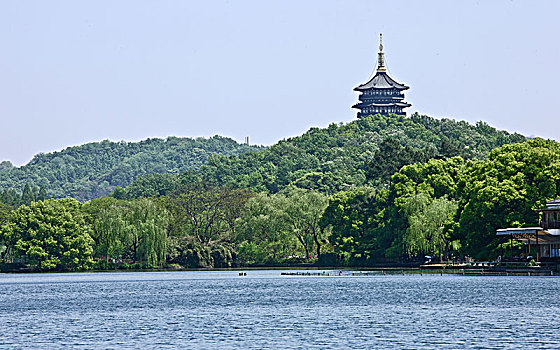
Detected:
left=541, top=220, right=560, bottom=230
left=360, top=94, right=404, bottom=99
left=359, top=98, right=405, bottom=104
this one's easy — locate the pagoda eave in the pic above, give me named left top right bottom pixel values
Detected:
left=354, top=102, right=411, bottom=108
left=354, top=85, right=409, bottom=92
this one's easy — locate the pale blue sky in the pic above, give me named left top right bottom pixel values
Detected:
left=0, top=0, right=558, bottom=166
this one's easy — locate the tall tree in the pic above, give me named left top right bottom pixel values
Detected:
left=235, top=193, right=295, bottom=264
left=166, top=182, right=253, bottom=246
left=37, top=185, right=48, bottom=201
left=0, top=202, right=14, bottom=261
left=320, top=187, right=384, bottom=264
left=4, top=199, right=93, bottom=270
left=21, top=184, right=34, bottom=205
left=82, top=197, right=129, bottom=262
left=403, top=194, right=458, bottom=260
left=283, top=188, right=329, bottom=258
left=457, top=139, right=560, bottom=259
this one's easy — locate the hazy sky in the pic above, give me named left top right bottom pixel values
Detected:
left=1, top=1, right=558, bottom=166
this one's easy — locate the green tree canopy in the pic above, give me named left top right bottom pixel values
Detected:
left=235, top=193, right=295, bottom=264
left=282, top=188, right=330, bottom=258
left=4, top=199, right=93, bottom=270
left=319, top=187, right=386, bottom=265
left=457, top=138, right=560, bottom=259
left=403, top=194, right=458, bottom=259
left=83, top=197, right=170, bottom=266
left=197, top=113, right=525, bottom=195
left=0, top=136, right=261, bottom=201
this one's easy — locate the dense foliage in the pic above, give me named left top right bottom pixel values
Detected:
left=199, top=113, right=525, bottom=193
left=0, top=184, right=47, bottom=207
left=2, top=113, right=552, bottom=271
left=0, top=136, right=261, bottom=202
left=457, top=139, right=560, bottom=259
left=236, top=188, right=329, bottom=265
left=0, top=114, right=524, bottom=204
left=1, top=199, right=93, bottom=270
left=322, top=139, right=560, bottom=264
left=82, top=197, right=170, bottom=266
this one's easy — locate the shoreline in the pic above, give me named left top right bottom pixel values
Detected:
left=1, top=264, right=558, bottom=276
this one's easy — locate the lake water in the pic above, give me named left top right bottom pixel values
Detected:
left=0, top=270, right=559, bottom=349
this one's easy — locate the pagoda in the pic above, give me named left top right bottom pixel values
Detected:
left=353, top=34, right=411, bottom=118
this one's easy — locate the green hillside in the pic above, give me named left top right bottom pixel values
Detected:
left=196, top=113, right=526, bottom=194
left=0, top=113, right=526, bottom=203
left=0, top=136, right=261, bottom=202
left=1, top=113, right=545, bottom=270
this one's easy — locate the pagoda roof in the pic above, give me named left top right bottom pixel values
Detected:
left=353, top=101, right=411, bottom=108
left=354, top=71, right=409, bottom=91
left=360, top=95, right=405, bottom=101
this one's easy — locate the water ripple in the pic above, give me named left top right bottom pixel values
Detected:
left=0, top=272, right=559, bottom=349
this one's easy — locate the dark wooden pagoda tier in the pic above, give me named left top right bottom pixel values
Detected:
left=353, top=34, right=411, bottom=118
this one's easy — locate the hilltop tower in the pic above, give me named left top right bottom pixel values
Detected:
left=353, top=34, right=411, bottom=118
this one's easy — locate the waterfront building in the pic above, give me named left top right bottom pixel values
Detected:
left=496, top=199, right=560, bottom=261
left=353, top=34, right=411, bottom=118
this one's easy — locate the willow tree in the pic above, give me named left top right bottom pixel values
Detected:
left=83, top=197, right=169, bottom=266
left=125, top=198, right=169, bottom=266
left=283, top=188, right=329, bottom=258
left=403, top=194, right=457, bottom=260
left=83, top=197, right=130, bottom=262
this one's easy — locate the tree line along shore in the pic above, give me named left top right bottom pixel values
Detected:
left=2, top=113, right=558, bottom=272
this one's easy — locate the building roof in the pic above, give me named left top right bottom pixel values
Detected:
left=539, top=198, right=560, bottom=211
left=353, top=101, right=412, bottom=108
left=354, top=71, right=409, bottom=91
left=496, top=227, right=543, bottom=235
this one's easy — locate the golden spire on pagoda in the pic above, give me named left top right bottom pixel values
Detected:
left=377, top=33, right=387, bottom=73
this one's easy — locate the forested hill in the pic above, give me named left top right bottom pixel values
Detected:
left=118, top=113, right=527, bottom=199
left=0, top=113, right=527, bottom=202
left=195, top=113, right=526, bottom=194
left=0, top=136, right=261, bottom=201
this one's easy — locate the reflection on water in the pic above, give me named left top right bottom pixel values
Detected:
left=1, top=271, right=559, bottom=349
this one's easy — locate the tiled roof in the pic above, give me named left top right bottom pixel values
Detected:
left=354, top=72, right=409, bottom=91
